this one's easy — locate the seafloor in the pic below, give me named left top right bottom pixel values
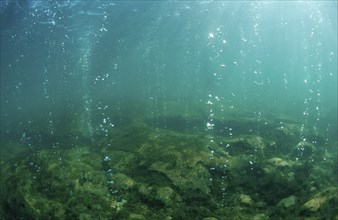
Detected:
left=0, top=100, right=337, bottom=220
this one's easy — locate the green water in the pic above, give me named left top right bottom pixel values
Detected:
left=1, top=1, right=337, bottom=219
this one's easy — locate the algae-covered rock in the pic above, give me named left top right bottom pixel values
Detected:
left=239, top=194, right=253, bottom=205
left=0, top=145, right=119, bottom=219
left=301, top=187, right=338, bottom=215
left=112, top=173, right=135, bottom=190
left=263, top=157, right=295, bottom=184
left=266, top=157, right=291, bottom=168
left=155, top=186, right=175, bottom=206
left=304, top=197, right=326, bottom=212
left=225, top=135, right=266, bottom=159
left=1, top=104, right=336, bottom=220
left=292, top=141, right=315, bottom=160
left=277, top=195, right=296, bottom=208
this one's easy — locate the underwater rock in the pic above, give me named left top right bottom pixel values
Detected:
left=0, top=146, right=117, bottom=219
left=149, top=160, right=211, bottom=194
left=137, top=184, right=173, bottom=205
left=301, top=187, right=338, bottom=214
left=263, top=157, right=294, bottom=178
left=1, top=116, right=336, bottom=219
left=225, top=135, right=266, bottom=158
left=266, top=157, right=291, bottom=168
left=277, top=195, right=296, bottom=208
left=155, top=186, right=175, bottom=206
left=303, top=197, right=326, bottom=212
left=112, top=173, right=135, bottom=190
left=263, top=157, right=295, bottom=184
left=292, top=141, right=315, bottom=160
left=263, top=157, right=295, bottom=183
left=239, top=194, right=253, bottom=205
left=274, top=123, right=301, bottom=146
left=110, top=199, right=127, bottom=211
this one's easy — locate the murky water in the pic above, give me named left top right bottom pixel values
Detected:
left=1, top=1, right=337, bottom=219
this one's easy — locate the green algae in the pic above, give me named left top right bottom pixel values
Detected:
left=0, top=104, right=337, bottom=220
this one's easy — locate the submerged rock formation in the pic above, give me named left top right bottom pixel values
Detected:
left=0, top=106, right=337, bottom=219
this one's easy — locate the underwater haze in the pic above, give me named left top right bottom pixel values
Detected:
left=1, top=1, right=337, bottom=219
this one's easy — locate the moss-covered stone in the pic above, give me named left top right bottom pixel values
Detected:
left=0, top=102, right=336, bottom=219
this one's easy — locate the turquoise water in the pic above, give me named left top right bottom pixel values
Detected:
left=1, top=1, right=337, bottom=134
left=1, top=1, right=337, bottom=219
